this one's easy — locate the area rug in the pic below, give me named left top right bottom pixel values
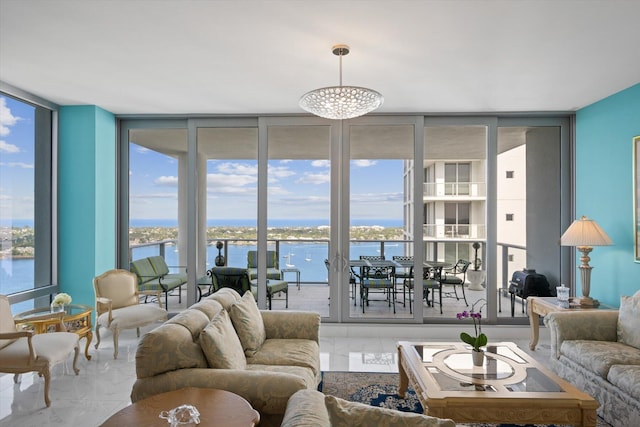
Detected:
left=319, top=371, right=612, bottom=427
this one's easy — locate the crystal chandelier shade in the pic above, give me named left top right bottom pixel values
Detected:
left=299, top=44, right=383, bottom=120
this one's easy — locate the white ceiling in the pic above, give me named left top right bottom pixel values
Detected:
left=1, top=0, right=639, bottom=115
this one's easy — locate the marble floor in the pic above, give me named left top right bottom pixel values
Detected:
left=0, top=322, right=552, bottom=427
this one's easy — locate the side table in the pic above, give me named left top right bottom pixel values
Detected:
left=99, top=387, right=260, bottom=427
left=14, top=303, right=94, bottom=360
left=281, top=267, right=301, bottom=290
left=527, top=296, right=615, bottom=350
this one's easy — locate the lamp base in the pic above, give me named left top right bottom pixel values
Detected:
left=572, top=296, right=600, bottom=307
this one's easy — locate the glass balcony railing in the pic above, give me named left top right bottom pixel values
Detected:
left=423, top=182, right=486, bottom=198
left=422, top=223, right=486, bottom=239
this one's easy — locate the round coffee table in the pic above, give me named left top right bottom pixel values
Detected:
left=99, top=387, right=260, bottom=427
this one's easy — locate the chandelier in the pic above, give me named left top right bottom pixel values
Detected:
left=299, top=44, right=383, bottom=120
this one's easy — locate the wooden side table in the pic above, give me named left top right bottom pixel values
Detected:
left=14, top=303, right=93, bottom=360
left=527, top=296, right=615, bottom=350
left=99, top=388, right=260, bottom=427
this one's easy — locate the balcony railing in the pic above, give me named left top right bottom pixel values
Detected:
left=423, top=182, right=486, bottom=198
left=422, top=223, right=486, bottom=239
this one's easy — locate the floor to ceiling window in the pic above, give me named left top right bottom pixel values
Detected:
left=0, top=93, right=54, bottom=314
left=119, top=115, right=571, bottom=324
left=126, top=126, right=187, bottom=279
left=266, top=123, right=331, bottom=316
left=422, top=123, right=487, bottom=321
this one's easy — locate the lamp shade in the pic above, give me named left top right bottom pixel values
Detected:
left=560, top=216, right=613, bottom=247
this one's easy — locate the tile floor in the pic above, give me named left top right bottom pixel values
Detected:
left=0, top=322, right=552, bottom=427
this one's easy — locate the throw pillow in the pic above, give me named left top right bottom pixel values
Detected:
left=229, top=290, right=266, bottom=356
left=325, top=395, right=455, bottom=427
left=618, top=290, right=640, bottom=350
left=199, top=309, right=246, bottom=369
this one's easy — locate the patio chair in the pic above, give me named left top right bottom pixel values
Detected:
left=403, top=266, right=443, bottom=314
left=246, top=250, right=281, bottom=281
left=439, top=259, right=471, bottom=306
left=0, top=295, right=80, bottom=407
left=325, top=258, right=357, bottom=304
left=360, top=256, right=396, bottom=314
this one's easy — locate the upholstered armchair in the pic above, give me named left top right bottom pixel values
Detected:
left=247, top=250, right=281, bottom=281
left=0, top=295, right=80, bottom=407
left=93, top=269, right=167, bottom=359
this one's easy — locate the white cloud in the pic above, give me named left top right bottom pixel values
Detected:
left=297, top=172, right=330, bottom=184
left=136, top=146, right=150, bottom=154
left=0, top=98, right=21, bottom=137
left=351, top=192, right=403, bottom=203
left=352, top=159, right=377, bottom=168
left=217, top=162, right=258, bottom=176
left=0, top=161, right=33, bottom=169
left=0, top=140, right=19, bottom=153
left=154, top=176, right=178, bottom=186
left=207, top=173, right=257, bottom=193
left=268, top=165, right=295, bottom=179
left=311, top=160, right=330, bottom=168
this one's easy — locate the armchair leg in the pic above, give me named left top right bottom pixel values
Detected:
left=72, top=345, right=80, bottom=375
left=94, top=325, right=102, bottom=350
left=13, top=373, right=20, bottom=384
left=42, top=367, right=51, bottom=407
left=113, top=329, right=120, bottom=359
left=136, top=327, right=140, bottom=337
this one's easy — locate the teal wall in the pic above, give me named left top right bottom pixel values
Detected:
left=575, top=83, right=640, bottom=307
left=58, top=106, right=116, bottom=308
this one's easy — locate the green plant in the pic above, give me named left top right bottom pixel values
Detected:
left=457, top=299, right=487, bottom=351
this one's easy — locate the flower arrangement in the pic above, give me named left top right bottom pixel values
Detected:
left=457, top=299, right=487, bottom=352
left=52, top=292, right=72, bottom=306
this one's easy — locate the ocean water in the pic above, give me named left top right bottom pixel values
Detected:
left=1, top=219, right=406, bottom=313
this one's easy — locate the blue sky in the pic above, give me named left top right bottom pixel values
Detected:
left=0, top=94, right=404, bottom=224
left=0, top=96, right=34, bottom=223
left=130, top=143, right=404, bottom=222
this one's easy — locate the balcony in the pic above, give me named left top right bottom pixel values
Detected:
left=423, top=182, right=486, bottom=199
left=129, top=238, right=527, bottom=321
left=422, top=223, right=486, bottom=240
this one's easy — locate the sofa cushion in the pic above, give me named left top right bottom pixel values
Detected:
left=135, top=323, right=208, bottom=379
left=167, top=307, right=212, bottom=341
left=608, top=364, right=640, bottom=401
left=281, top=390, right=331, bottom=427
left=325, top=394, right=456, bottom=427
left=208, top=287, right=242, bottom=311
left=246, top=364, right=318, bottom=389
left=200, top=310, right=246, bottom=369
left=229, top=290, right=266, bottom=357
left=247, top=338, right=320, bottom=377
left=560, top=340, right=640, bottom=378
left=189, top=299, right=224, bottom=320
left=618, top=290, right=640, bottom=350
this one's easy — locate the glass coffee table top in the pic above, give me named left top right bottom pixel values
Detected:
left=411, top=343, right=563, bottom=393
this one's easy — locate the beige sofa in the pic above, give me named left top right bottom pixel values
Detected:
left=545, top=291, right=640, bottom=427
left=281, top=389, right=456, bottom=427
left=131, top=288, right=321, bottom=427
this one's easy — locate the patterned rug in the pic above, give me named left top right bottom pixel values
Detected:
left=319, top=371, right=612, bottom=427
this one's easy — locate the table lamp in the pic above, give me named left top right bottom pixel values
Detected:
left=560, top=216, right=613, bottom=306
